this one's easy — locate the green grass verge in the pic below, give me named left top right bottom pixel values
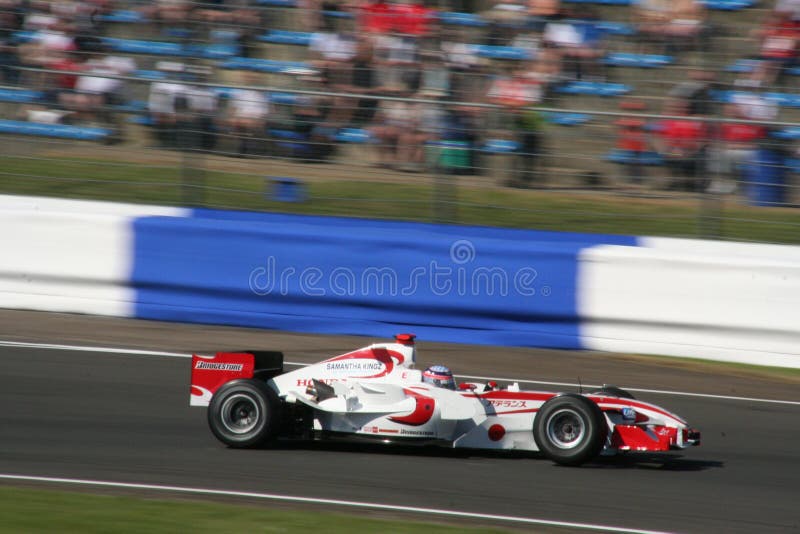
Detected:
left=2, top=155, right=800, bottom=243
left=0, top=486, right=509, bottom=533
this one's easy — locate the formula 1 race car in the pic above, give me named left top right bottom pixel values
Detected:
left=189, top=334, right=700, bottom=466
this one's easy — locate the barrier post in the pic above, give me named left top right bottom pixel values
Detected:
left=432, top=145, right=458, bottom=224
left=181, top=145, right=206, bottom=207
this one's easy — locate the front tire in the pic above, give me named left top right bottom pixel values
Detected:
left=208, top=379, right=280, bottom=448
left=534, top=394, right=608, bottom=466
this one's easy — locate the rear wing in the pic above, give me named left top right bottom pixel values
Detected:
left=190, top=350, right=284, bottom=407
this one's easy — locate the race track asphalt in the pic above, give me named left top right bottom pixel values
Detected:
left=0, top=311, right=798, bottom=533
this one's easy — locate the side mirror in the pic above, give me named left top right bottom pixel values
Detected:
left=459, top=383, right=477, bottom=391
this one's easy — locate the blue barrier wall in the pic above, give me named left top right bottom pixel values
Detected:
left=132, top=211, right=637, bottom=348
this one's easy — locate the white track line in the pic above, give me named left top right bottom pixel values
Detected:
left=0, top=340, right=189, bottom=358
left=0, top=474, right=673, bottom=534
left=1, top=340, right=798, bottom=406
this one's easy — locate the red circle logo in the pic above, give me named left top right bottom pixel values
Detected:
left=488, top=424, right=505, bottom=441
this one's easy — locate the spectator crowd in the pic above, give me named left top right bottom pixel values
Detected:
left=0, top=0, right=798, bottom=194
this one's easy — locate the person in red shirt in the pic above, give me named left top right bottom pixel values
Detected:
left=358, top=1, right=431, bottom=36
left=707, top=98, right=769, bottom=194
left=752, top=9, right=800, bottom=84
left=359, top=1, right=394, bottom=34
left=392, top=1, right=431, bottom=36
left=654, top=98, right=709, bottom=192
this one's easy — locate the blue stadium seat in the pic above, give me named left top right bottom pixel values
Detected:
left=0, top=119, right=111, bottom=140
left=335, top=128, right=373, bottom=143
left=543, top=112, right=590, bottom=125
left=269, top=129, right=306, bottom=139
left=99, top=38, right=238, bottom=59
left=763, top=92, right=800, bottom=107
left=216, top=87, right=289, bottom=105
left=594, top=21, right=636, bottom=36
left=437, top=12, right=489, bottom=27
left=563, top=0, right=632, bottom=5
left=99, top=10, right=146, bottom=23
left=113, top=100, right=148, bottom=113
left=258, top=30, right=314, bottom=46
left=102, top=37, right=183, bottom=55
left=162, top=27, right=193, bottom=39
left=556, top=81, right=631, bottom=96
left=220, top=57, right=315, bottom=74
left=605, top=149, right=663, bottom=166
left=186, top=43, right=240, bottom=59
left=565, top=0, right=752, bottom=6
left=715, top=90, right=800, bottom=107
left=701, top=0, right=755, bottom=10
left=269, top=129, right=312, bottom=158
left=784, top=158, right=800, bottom=173
left=211, top=29, right=241, bottom=42
left=128, top=115, right=155, bottom=126
left=725, top=59, right=760, bottom=73
left=482, top=139, right=520, bottom=153
left=0, top=88, right=44, bottom=103
left=11, top=30, right=35, bottom=44
left=605, top=53, right=673, bottom=68
left=322, top=10, right=354, bottom=19
left=469, top=45, right=533, bottom=60
left=212, top=86, right=237, bottom=99
left=134, top=70, right=168, bottom=80
left=772, top=127, right=800, bottom=140
left=268, top=92, right=302, bottom=105
left=711, top=90, right=743, bottom=103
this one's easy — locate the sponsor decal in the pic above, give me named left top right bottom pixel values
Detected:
left=489, top=399, right=527, bottom=408
left=361, top=426, right=401, bottom=434
left=324, top=360, right=385, bottom=374
left=295, top=378, right=344, bottom=387
left=321, top=347, right=403, bottom=379
left=194, top=361, right=244, bottom=372
left=399, top=429, right=434, bottom=437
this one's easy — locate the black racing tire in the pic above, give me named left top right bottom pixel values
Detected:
left=533, top=394, right=608, bottom=466
left=591, top=385, right=635, bottom=400
left=208, top=379, right=280, bottom=448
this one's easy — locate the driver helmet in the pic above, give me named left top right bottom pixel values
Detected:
left=422, top=365, right=456, bottom=390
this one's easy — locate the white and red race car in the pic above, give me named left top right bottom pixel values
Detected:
left=190, top=334, right=700, bottom=466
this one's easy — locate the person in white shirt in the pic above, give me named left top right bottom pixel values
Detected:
left=223, top=71, right=270, bottom=156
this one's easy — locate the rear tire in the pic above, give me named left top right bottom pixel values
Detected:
left=534, top=394, right=608, bottom=466
left=208, top=379, right=280, bottom=448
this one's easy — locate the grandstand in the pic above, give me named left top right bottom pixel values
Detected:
left=1, top=0, right=799, bottom=242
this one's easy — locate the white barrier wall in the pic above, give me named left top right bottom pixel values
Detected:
left=2, top=195, right=799, bottom=369
left=0, top=195, right=186, bottom=317
left=579, top=238, right=800, bottom=368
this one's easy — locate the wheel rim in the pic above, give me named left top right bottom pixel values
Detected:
left=546, top=408, right=586, bottom=449
left=220, top=393, right=261, bottom=435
